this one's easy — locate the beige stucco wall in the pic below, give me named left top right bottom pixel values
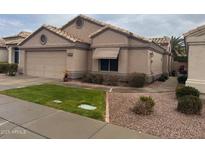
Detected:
left=92, top=29, right=129, bottom=47
left=149, top=50, right=163, bottom=76
left=87, top=49, right=92, bottom=72
left=0, top=48, right=8, bottom=62
left=187, top=45, right=205, bottom=80
left=118, top=48, right=129, bottom=74
left=128, top=49, right=149, bottom=74
left=66, top=48, right=88, bottom=78
left=168, top=55, right=173, bottom=73
left=162, top=54, right=169, bottom=74
left=22, top=28, right=72, bottom=47
left=18, top=49, right=25, bottom=73
left=62, top=19, right=103, bottom=43
left=128, top=38, right=148, bottom=47
left=186, top=44, right=205, bottom=93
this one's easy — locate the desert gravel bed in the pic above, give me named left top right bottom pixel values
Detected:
left=108, top=92, right=205, bottom=139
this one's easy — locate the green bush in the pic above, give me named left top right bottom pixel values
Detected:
left=8, top=64, right=18, bottom=76
left=177, top=75, right=187, bottom=84
left=91, top=74, right=103, bottom=84
left=127, top=73, right=146, bottom=88
left=158, top=73, right=168, bottom=82
left=103, top=75, right=119, bottom=86
left=0, top=63, right=9, bottom=73
left=174, top=56, right=188, bottom=62
left=176, top=86, right=200, bottom=99
left=132, top=96, right=155, bottom=115
left=0, top=63, right=18, bottom=76
left=81, top=73, right=93, bottom=83
left=177, top=95, right=202, bottom=114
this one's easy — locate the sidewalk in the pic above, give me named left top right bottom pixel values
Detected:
left=0, top=94, right=157, bottom=139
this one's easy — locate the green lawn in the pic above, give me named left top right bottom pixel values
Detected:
left=1, top=84, right=106, bottom=121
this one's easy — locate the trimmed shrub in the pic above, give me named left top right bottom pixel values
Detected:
left=8, top=64, right=18, bottom=76
left=158, top=73, right=168, bottom=82
left=177, top=95, right=202, bottom=114
left=177, top=75, right=187, bottom=84
left=132, top=96, right=155, bottom=115
left=0, top=63, right=9, bottom=73
left=91, top=74, right=103, bottom=84
left=158, top=76, right=166, bottom=82
left=127, top=73, right=146, bottom=88
left=103, top=75, right=118, bottom=86
left=81, top=73, right=93, bottom=83
left=0, top=63, right=18, bottom=76
left=176, top=86, right=200, bottom=99
left=171, top=70, right=176, bottom=77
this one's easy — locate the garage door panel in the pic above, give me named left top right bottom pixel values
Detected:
left=26, top=51, right=66, bottom=79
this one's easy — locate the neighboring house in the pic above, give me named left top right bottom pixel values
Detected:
left=18, top=14, right=171, bottom=81
left=151, top=36, right=173, bottom=75
left=0, top=38, right=7, bottom=62
left=0, top=31, right=31, bottom=64
left=184, top=24, right=205, bottom=93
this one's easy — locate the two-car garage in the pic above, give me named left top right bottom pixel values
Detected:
left=18, top=25, right=89, bottom=80
left=25, top=50, right=66, bottom=79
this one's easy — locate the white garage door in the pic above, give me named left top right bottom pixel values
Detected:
left=26, top=51, right=66, bottom=79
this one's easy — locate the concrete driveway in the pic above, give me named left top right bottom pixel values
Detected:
left=0, top=94, right=157, bottom=139
left=0, top=74, right=56, bottom=91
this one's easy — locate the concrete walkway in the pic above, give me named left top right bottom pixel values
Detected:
left=0, top=74, right=56, bottom=91
left=0, top=94, right=157, bottom=139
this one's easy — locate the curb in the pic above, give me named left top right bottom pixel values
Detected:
left=105, top=91, right=110, bottom=123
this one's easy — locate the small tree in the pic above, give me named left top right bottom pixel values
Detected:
left=170, top=36, right=186, bottom=58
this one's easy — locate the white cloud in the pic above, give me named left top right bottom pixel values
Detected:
left=0, top=18, right=24, bottom=27
left=36, top=14, right=77, bottom=27
left=1, top=14, right=205, bottom=38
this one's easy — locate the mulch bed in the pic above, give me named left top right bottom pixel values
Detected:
left=108, top=92, right=205, bottom=139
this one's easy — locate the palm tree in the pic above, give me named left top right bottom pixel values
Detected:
left=170, top=36, right=186, bottom=58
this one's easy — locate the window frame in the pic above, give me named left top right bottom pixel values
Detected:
left=14, top=47, right=19, bottom=64
left=100, top=58, right=118, bottom=72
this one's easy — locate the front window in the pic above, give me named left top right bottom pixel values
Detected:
left=100, top=59, right=118, bottom=72
left=14, top=47, right=19, bottom=64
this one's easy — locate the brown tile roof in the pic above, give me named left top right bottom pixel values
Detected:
left=43, top=25, right=84, bottom=43
left=4, top=38, right=26, bottom=45
left=3, top=31, right=32, bottom=45
left=62, top=15, right=151, bottom=43
left=18, top=31, right=32, bottom=38
left=151, top=36, right=171, bottom=45
left=19, top=25, right=87, bottom=46
left=0, top=38, right=6, bottom=48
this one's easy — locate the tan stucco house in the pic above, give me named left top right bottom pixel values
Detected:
left=0, top=38, right=7, bottom=62
left=18, top=15, right=172, bottom=82
left=184, top=25, right=205, bottom=93
left=0, top=32, right=31, bottom=64
left=151, top=36, right=173, bottom=75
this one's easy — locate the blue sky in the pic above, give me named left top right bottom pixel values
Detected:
left=1, top=14, right=205, bottom=38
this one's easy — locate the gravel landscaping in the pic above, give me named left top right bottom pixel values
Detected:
left=108, top=92, right=205, bottom=139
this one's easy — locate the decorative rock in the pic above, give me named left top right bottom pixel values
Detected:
left=53, top=100, right=62, bottom=104
left=78, top=104, right=97, bottom=110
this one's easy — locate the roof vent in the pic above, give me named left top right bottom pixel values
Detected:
left=75, top=18, right=84, bottom=29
